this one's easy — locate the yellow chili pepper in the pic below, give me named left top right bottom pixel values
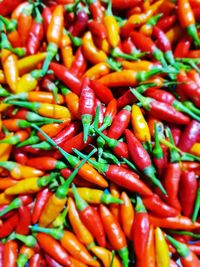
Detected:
left=1, top=49, right=19, bottom=92
left=61, top=46, right=74, bottom=69
left=5, top=175, right=53, bottom=195
left=95, top=38, right=110, bottom=54
left=16, top=69, right=42, bottom=93
left=0, top=161, right=44, bottom=180
left=103, top=1, right=119, bottom=48
left=82, top=31, right=107, bottom=64
left=190, top=143, right=200, bottom=157
left=155, top=227, right=170, bottom=267
left=166, top=25, right=182, bottom=45
left=128, top=0, right=164, bottom=25
left=131, top=104, right=151, bottom=143
left=18, top=53, right=46, bottom=75
left=0, top=134, right=13, bottom=172
left=90, top=246, right=122, bottom=267
left=83, top=62, right=111, bottom=80
left=0, top=103, right=11, bottom=112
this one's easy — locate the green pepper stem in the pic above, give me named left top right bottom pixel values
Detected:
left=192, top=187, right=200, bottom=222
left=166, top=235, right=190, bottom=258
left=15, top=234, right=37, bottom=247
left=55, top=148, right=97, bottom=198
left=118, top=246, right=129, bottom=267
left=165, top=127, right=181, bottom=163
left=31, top=225, right=64, bottom=240
left=0, top=161, right=17, bottom=171
left=17, top=253, right=29, bottom=267
left=0, top=197, right=21, bottom=217
left=94, top=128, right=118, bottom=149
left=135, top=195, right=146, bottom=213
left=153, top=123, right=163, bottom=159
left=130, top=89, right=152, bottom=110
left=41, top=42, right=58, bottom=76
left=72, top=184, right=88, bottom=211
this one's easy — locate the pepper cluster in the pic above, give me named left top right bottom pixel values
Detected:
left=0, top=0, right=200, bottom=266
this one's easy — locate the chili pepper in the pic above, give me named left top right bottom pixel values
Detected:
left=83, top=62, right=111, bottom=80
left=36, top=232, right=71, bottom=266
left=0, top=130, right=29, bottom=145
left=44, top=253, right=63, bottom=267
left=2, top=240, right=18, bottom=267
left=88, top=20, right=107, bottom=40
left=16, top=69, right=42, bottom=93
left=149, top=214, right=200, bottom=230
left=42, top=6, right=52, bottom=32
left=38, top=148, right=98, bottom=227
left=49, top=62, right=81, bottom=95
left=156, top=14, right=177, bottom=32
left=31, top=225, right=100, bottom=267
left=98, top=67, right=166, bottom=87
left=125, top=129, right=166, bottom=194
left=192, top=182, right=200, bottom=222
left=143, top=193, right=179, bottom=217
left=174, top=35, right=192, bottom=58
left=90, top=80, right=114, bottom=105
left=15, top=205, right=31, bottom=235
left=72, top=184, right=106, bottom=247
left=0, top=0, right=23, bottom=16
left=69, top=47, right=87, bottom=78
left=106, top=105, right=131, bottom=139
left=127, top=0, right=164, bottom=28
left=119, top=192, right=134, bottom=240
left=132, top=196, right=150, bottom=261
left=131, top=31, right=168, bottom=67
left=155, top=228, right=170, bottom=267
left=178, top=0, right=200, bottom=46
left=166, top=235, right=200, bottom=267
left=90, top=246, right=121, bottom=267
left=5, top=174, right=55, bottom=196
left=61, top=45, right=73, bottom=70
left=27, top=8, right=44, bottom=55
left=69, top=10, right=88, bottom=37
left=0, top=213, right=18, bottom=238
left=68, top=197, right=94, bottom=246
left=7, top=100, right=71, bottom=121
left=0, top=160, right=44, bottom=180
left=1, top=49, right=18, bottom=93
left=26, top=157, right=67, bottom=171
left=74, top=149, right=153, bottom=196
left=42, top=5, right=64, bottom=75
left=51, top=122, right=80, bottom=145
left=131, top=104, right=151, bottom=144
left=69, top=187, right=123, bottom=205
left=99, top=204, right=128, bottom=267
left=87, top=0, right=104, bottom=21
left=29, top=253, right=42, bottom=267
left=17, top=53, right=46, bottom=75
left=0, top=177, right=17, bottom=190
left=103, top=1, right=119, bottom=48
left=79, top=77, right=95, bottom=143
left=17, top=245, right=35, bottom=267
left=17, top=3, right=33, bottom=46
left=82, top=31, right=107, bottom=64
left=131, top=89, right=190, bottom=125
left=179, top=170, right=197, bottom=217
left=178, top=120, right=200, bottom=152
left=140, top=13, right=163, bottom=37
left=32, top=188, right=52, bottom=224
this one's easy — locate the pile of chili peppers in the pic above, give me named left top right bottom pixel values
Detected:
left=0, top=0, right=200, bottom=266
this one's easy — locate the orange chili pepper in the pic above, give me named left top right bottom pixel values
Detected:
left=1, top=49, right=19, bottom=92
left=83, top=62, right=111, bottom=80
left=109, top=183, right=121, bottom=222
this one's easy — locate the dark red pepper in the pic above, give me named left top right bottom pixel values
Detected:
left=0, top=213, right=18, bottom=238
left=69, top=47, right=87, bottom=78
left=90, top=80, right=114, bottom=104
left=16, top=205, right=31, bottom=235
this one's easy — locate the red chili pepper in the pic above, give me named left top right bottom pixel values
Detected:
left=72, top=184, right=106, bottom=247
left=125, top=129, right=166, bottom=194
left=3, top=240, right=18, bottom=267
left=44, top=253, right=63, bottom=267
left=88, top=20, right=107, bottom=40
left=27, top=8, right=44, bottom=55
left=143, top=194, right=179, bottom=217
left=0, top=0, right=23, bottom=16
left=52, top=122, right=80, bottom=145
left=179, top=170, right=198, bottom=217
left=26, top=157, right=67, bottom=171
left=178, top=120, right=200, bottom=152
left=130, top=31, right=168, bottom=67
left=29, top=253, right=43, bottom=267
left=132, top=196, right=150, bottom=261
left=156, top=14, right=177, bottom=32
left=79, top=77, right=96, bottom=143
left=42, top=6, right=52, bottom=32
left=69, top=47, right=87, bottom=78
left=174, top=34, right=192, bottom=58
left=15, top=205, right=31, bottom=235
left=31, top=188, right=52, bottom=224
left=88, top=0, right=104, bottom=21
left=132, top=89, right=191, bottom=125
left=90, top=80, right=114, bottom=104
left=107, top=105, right=131, bottom=139
left=100, top=204, right=129, bottom=267
left=0, top=213, right=18, bottom=238
left=49, top=62, right=81, bottom=95
left=36, top=233, right=71, bottom=267
left=69, top=10, right=88, bottom=37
